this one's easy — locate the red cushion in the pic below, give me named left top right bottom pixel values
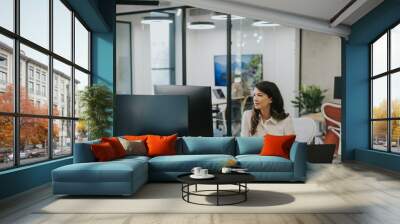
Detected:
left=91, top=142, right=118, bottom=161
left=146, top=134, right=177, bottom=157
left=101, top=137, right=126, bottom=158
left=260, top=134, right=296, bottom=159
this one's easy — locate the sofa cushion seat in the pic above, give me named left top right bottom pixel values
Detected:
left=236, top=155, right=293, bottom=172
left=53, top=159, right=147, bottom=183
left=149, top=154, right=235, bottom=172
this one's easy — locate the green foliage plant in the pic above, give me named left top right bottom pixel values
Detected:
left=291, top=85, right=327, bottom=115
left=79, top=84, right=113, bottom=140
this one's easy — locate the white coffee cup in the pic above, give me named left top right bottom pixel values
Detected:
left=191, top=167, right=202, bottom=176
left=221, top=167, right=232, bottom=174
left=200, top=169, right=208, bottom=176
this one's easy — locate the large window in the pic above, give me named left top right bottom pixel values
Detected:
left=0, top=0, right=91, bottom=170
left=371, top=23, right=400, bottom=153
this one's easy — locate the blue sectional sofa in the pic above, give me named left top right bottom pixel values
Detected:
left=52, top=137, right=307, bottom=196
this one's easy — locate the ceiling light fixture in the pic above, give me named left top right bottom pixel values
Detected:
left=211, top=13, right=245, bottom=20
left=252, top=20, right=280, bottom=27
left=187, top=21, right=215, bottom=30
left=141, top=16, right=173, bottom=25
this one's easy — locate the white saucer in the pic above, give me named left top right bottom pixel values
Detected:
left=190, top=174, right=215, bottom=179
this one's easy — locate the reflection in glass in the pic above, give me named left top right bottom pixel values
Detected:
left=186, top=8, right=227, bottom=136
left=53, top=59, right=72, bottom=117
left=0, top=0, right=14, bottom=31
left=20, top=0, right=49, bottom=49
left=372, top=77, right=387, bottom=119
left=20, top=117, right=49, bottom=165
left=74, top=69, right=89, bottom=118
left=53, top=0, right=72, bottom=60
left=53, top=119, right=72, bottom=158
left=0, top=34, right=14, bottom=113
left=391, top=120, right=400, bottom=153
left=372, top=121, right=387, bottom=151
left=0, top=116, right=13, bottom=170
left=20, top=44, right=49, bottom=115
left=231, top=17, right=265, bottom=136
left=74, top=18, right=89, bottom=70
left=116, top=9, right=182, bottom=94
left=372, top=33, right=387, bottom=76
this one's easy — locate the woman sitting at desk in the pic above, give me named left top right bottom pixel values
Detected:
left=241, top=81, right=294, bottom=137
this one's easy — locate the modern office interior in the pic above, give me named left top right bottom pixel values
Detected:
left=0, top=0, right=400, bottom=223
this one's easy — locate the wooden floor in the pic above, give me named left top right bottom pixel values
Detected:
left=1, top=162, right=400, bottom=224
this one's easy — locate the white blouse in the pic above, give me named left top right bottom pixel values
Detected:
left=240, top=110, right=295, bottom=137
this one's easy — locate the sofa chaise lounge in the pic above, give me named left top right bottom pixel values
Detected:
left=52, top=137, right=307, bottom=196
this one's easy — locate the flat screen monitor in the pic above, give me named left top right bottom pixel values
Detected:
left=154, top=85, right=213, bottom=137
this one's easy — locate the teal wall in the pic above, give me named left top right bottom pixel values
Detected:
left=0, top=158, right=72, bottom=199
left=344, top=0, right=400, bottom=171
left=0, top=0, right=115, bottom=200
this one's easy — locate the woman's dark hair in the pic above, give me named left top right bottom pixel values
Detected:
left=250, top=81, right=288, bottom=135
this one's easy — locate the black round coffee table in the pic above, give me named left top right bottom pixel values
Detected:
left=177, top=173, right=255, bottom=206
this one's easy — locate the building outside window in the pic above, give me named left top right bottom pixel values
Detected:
left=0, top=0, right=91, bottom=170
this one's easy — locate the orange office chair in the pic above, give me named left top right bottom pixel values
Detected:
left=321, top=103, right=341, bottom=157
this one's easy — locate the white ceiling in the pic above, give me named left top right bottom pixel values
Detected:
left=116, top=0, right=384, bottom=37
left=221, top=0, right=352, bottom=23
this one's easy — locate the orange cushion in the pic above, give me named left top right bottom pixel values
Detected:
left=91, top=142, right=118, bottom=161
left=260, top=134, right=296, bottom=159
left=146, top=134, right=177, bottom=157
left=101, top=137, right=127, bottom=158
left=124, top=135, right=148, bottom=141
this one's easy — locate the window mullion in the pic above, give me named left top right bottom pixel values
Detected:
left=387, top=30, right=391, bottom=152
left=14, top=0, right=21, bottom=167
left=49, top=0, right=54, bottom=160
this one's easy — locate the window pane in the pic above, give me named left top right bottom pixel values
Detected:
left=53, top=59, right=72, bottom=117
left=0, top=34, right=14, bottom=112
left=151, top=69, right=171, bottom=86
left=231, top=17, right=265, bottom=136
left=116, top=22, right=132, bottom=94
left=372, top=121, right=388, bottom=151
left=0, top=116, right=13, bottom=170
left=20, top=117, right=49, bottom=165
left=391, top=120, right=400, bottom=153
left=53, top=119, right=72, bottom=158
left=20, top=0, right=49, bottom=49
left=20, top=44, right=49, bottom=115
left=372, top=77, right=387, bottom=119
left=75, top=120, right=88, bottom=143
left=150, top=22, right=170, bottom=68
left=392, top=24, right=400, bottom=70
left=74, top=69, right=89, bottom=118
left=391, top=72, right=400, bottom=118
left=75, top=18, right=89, bottom=70
left=0, top=0, right=14, bottom=31
left=53, top=0, right=72, bottom=60
left=372, top=33, right=387, bottom=76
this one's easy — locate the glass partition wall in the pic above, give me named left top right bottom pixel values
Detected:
left=116, top=7, right=297, bottom=137
left=185, top=8, right=228, bottom=136
left=117, top=9, right=183, bottom=95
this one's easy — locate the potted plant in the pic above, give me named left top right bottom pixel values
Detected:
left=291, top=85, right=327, bottom=115
left=79, top=84, right=113, bottom=140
